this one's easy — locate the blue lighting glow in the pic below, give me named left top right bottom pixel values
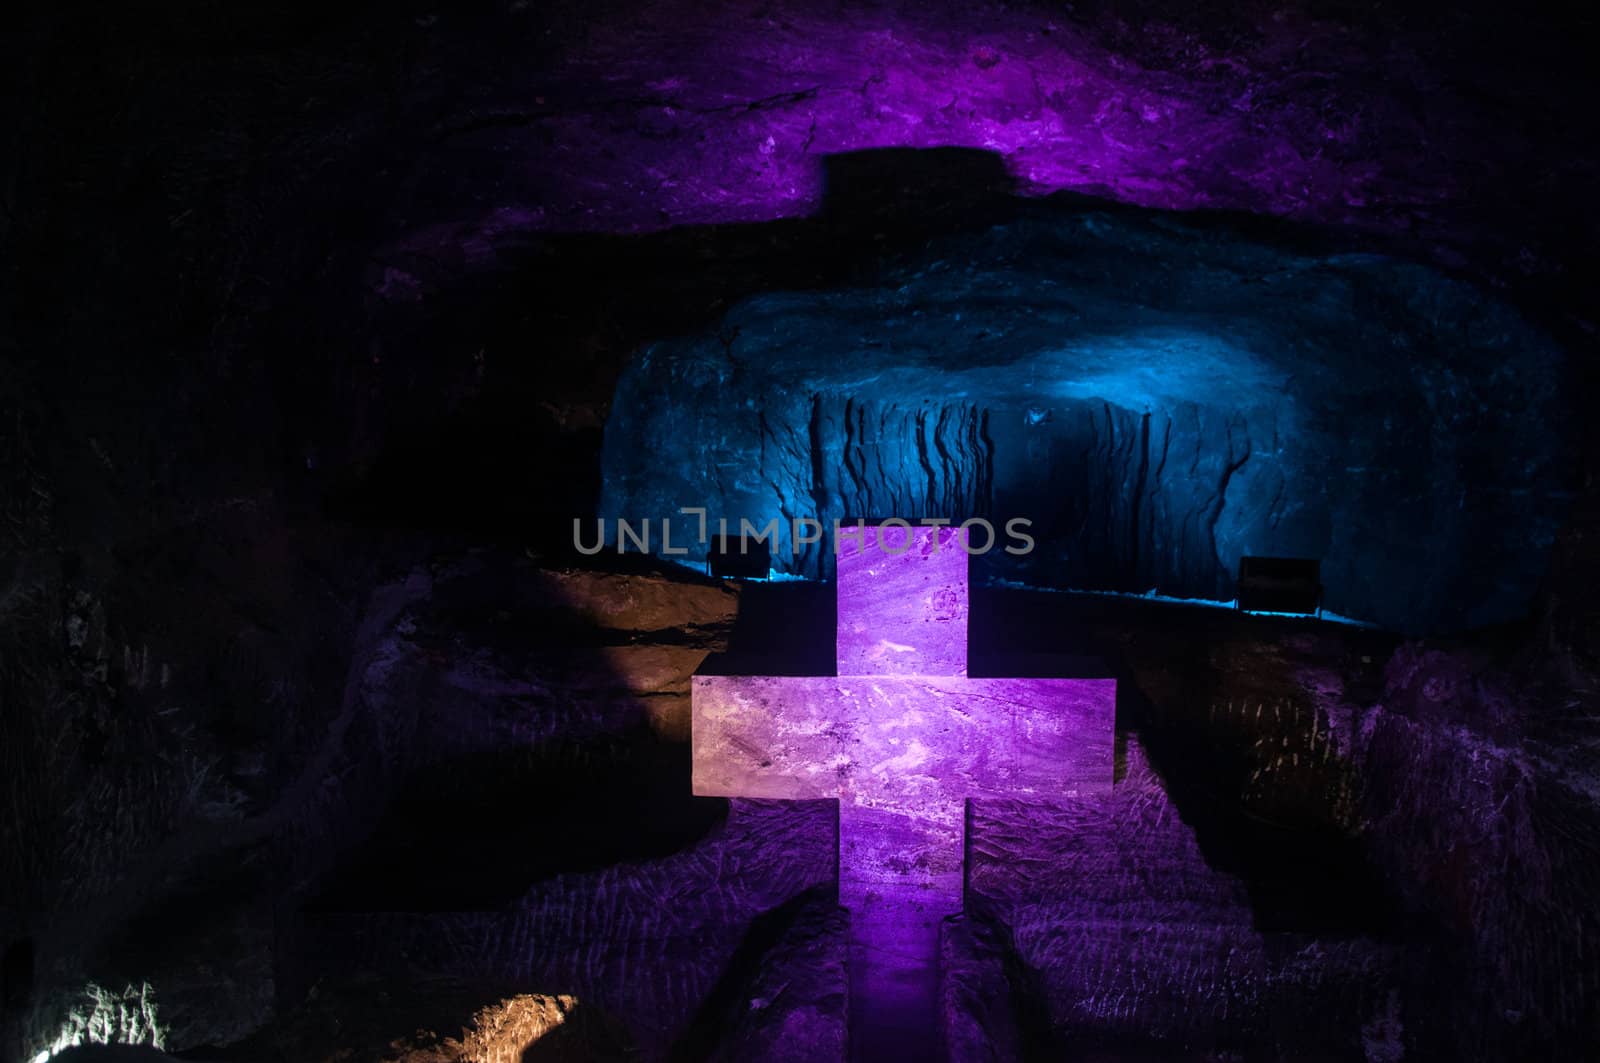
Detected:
left=599, top=208, right=1574, bottom=634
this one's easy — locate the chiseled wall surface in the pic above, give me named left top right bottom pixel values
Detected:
left=601, top=207, right=1573, bottom=633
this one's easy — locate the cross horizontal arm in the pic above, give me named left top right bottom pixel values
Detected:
left=691, top=674, right=1115, bottom=803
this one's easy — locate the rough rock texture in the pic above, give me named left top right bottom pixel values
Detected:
left=299, top=802, right=841, bottom=1060
left=338, top=0, right=1600, bottom=319
left=1043, top=590, right=1600, bottom=1061
left=1353, top=648, right=1600, bottom=1061
left=219, top=978, right=639, bottom=1062
left=269, top=554, right=848, bottom=1061
left=271, top=552, right=743, bottom=919
left=0, top=507, right=375, bottom=1061
left=939, top=916, right=1026, bottom=1063
left=602, top=206, right=1573, bottom=633
left=967, top=739, right=1402, bottom=1059
left=3, top=550, right=849, bottom=1063
left=703, top=893, right=850, bottom=1063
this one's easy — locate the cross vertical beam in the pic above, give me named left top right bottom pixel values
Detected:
left=692, top=523, right=1115, bottom=1060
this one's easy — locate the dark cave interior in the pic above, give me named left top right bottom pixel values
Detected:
left=3, top=2, right=1600, bottom=1061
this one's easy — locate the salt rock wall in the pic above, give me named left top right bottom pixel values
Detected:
left=599, top=206, right=1573, bottom=633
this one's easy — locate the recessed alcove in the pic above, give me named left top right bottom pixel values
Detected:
left=598, top=177, right=1575, bottom=635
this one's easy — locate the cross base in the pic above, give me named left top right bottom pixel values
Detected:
left=840, top=801, right=963, bottom=1061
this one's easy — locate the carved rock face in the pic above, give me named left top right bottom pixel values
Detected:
left=600, top=206, right=1574, bottom=633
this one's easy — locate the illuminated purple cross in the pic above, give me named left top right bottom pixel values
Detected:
left=692, top=524, right=1115, bottom=1059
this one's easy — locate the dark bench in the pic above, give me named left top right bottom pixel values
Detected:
left=708, top=533, right=772, bottom=579
left=1236, top=556, right=1322, bottom=616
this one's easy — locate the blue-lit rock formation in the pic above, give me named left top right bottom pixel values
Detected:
left=600, top=206, right=1574, bottom=633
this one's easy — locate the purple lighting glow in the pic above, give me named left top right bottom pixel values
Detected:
left=368, top=2, right=1517, bottom=299
left=692, top=525, right=1115, bottom=1058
